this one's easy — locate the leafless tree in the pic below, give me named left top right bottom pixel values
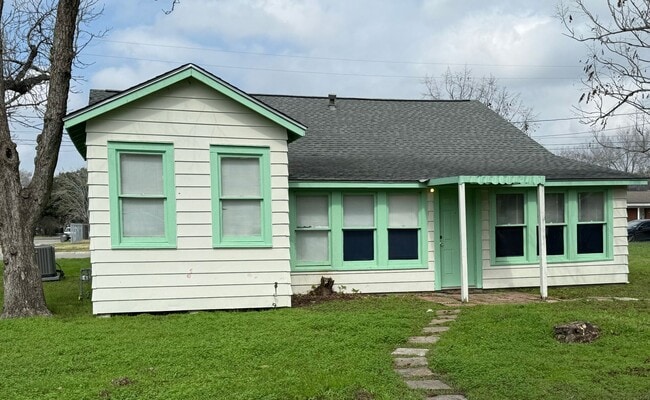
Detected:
left=558, top=124, right=650, bottom=174
left=0, top=0, right=94, bottom=318
left=558, top=0, right=650, bottom=129
left=51, top=168, right=88, bottom=224
left=423, top=66, right=537, bottom=134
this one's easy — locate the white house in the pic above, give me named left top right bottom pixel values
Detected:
left=64, top=64, right=645, bottom=315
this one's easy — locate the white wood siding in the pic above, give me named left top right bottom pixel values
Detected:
left=481, top=187, right=629, bottom=289
left=290, top=191, right=436, bottom=294
left=86, top=80, right=292, bottom=314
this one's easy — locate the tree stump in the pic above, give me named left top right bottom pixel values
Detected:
left=554, top=321, right=600, bottom=343
left=309, top=276, right=335, bottom=296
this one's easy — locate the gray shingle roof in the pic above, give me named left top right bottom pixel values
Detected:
left=253, top=95, right=638, bottom=182
left=88, top=88, right=639, bottom=183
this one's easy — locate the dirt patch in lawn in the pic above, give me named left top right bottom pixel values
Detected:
left=419, top=290, right=550, bottom=306
left=292, top=292, right=368, bottom=307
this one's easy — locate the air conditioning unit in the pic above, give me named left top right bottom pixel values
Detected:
left=35, top=245, right=62, bottom=281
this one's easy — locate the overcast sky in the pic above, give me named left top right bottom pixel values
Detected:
left=23, top=0, right=627, bottom=172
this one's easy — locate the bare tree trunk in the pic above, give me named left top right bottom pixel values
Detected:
left=0, top=219, right=48, bottom=317
left=0, top=0, right=81, bottom=318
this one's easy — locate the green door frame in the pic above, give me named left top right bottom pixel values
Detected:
left=434, top=186, right=482, bottom=290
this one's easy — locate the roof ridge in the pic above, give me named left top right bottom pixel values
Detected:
left=252, top=93, right=471, bottom=102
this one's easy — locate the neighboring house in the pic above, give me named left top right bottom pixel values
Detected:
left=626, top=190, right=650, bottom=221
left=64, top=64, right=645, bottom=315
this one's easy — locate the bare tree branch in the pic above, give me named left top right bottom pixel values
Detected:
left=422, top=66, right=537, bottom=134
left=558, top=0, right=650, bottom=130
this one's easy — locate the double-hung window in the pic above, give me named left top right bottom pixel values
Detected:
left=107, top=142, right=176, bottom=248
left=494, top=193, right=525, bottom=258
left=291, top=191, right=427, bottom=270
left=493, top=188, right=611, bottom=264
left=577, top=191, right=605, bottom=255
left=211, top=146, right=271, bottom=247
left=295, top=195, right=330, bottom=264
left=543, top=193, right=566, bottom=256
left=387, top=194, right=420, bottom=260
left=343, top=195, right=376, bottom=261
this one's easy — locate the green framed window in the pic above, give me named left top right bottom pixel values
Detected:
left=107, top=142, right=176, bottom=248
left=495, top=193, right=526, bottom=259
left=577, top=191, right=606, bottom=255
left=387, top=194, right=421, bottom=260
left=291, top=190, right=428, bottom=270
left=342, top=194, right=376, bottom=262
left=491, top=188, right=612, bottom=265
left=295, top=195, right=330, bottom=264
left=211, top=146, right=272, bottom=247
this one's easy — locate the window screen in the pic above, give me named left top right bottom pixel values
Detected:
left=495, top=193, right=525, bottom=258
left=577, top=192, right=605, bottom=254
left=295, top=195, right=330, bottom=263
left=387, top=194, right=419, bottom=260
left=343, top=195, right=374, bottom=261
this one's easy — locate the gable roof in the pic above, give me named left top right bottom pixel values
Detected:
left=64, top=64, right=306, bottom=158
left=253, top=94, right=642, bottom=183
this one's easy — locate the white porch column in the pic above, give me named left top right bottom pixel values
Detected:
left=537, top=184, right=548, bottom=300
left=458, top=183, right=469, bottom=303
left=637, top=207, right=641, bottom=220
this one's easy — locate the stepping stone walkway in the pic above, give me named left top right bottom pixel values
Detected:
left=392, top=308, right=467, bottom=400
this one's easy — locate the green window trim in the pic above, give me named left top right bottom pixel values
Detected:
left=210, top=145, right=272, bottom=248
left=290, top=190, right=429, bottom=271
left=490, top=187, right=613, bottom=265
left=107, top=142, right=177, bottom=249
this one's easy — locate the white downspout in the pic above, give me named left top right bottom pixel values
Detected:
left=537, top=184, right=548, bottom=300
left=458, top=183, right=469, bottom=303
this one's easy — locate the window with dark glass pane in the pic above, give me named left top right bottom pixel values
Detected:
left=387, top=194, right=419, bottom=260
left=543, top=193, right=565, bottom=256
left=577, top=192, right=605, bottom=254
left=343, top=195, right=375, bottom=261
left=495, top=193, right=525, bottom=257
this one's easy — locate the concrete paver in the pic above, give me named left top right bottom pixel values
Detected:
left=423, top=326, right=449, bottom=334
left=405, top=380, right=451, bottom=390
left=392, top=348, right=429, bottom=357
left=426, top=395, right=467, bottom=400
left=428, top=318, right=455, bottom=325
left=408, top=335, right=440, bottom=344
left=394, top=357, right=428, bottom=368
left=395, top=367, right=434, bottom=377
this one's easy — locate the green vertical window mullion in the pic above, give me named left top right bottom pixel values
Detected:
left=567, top=191, right=578, bottom=259
left=376, top=192, right=388, bottom=267
left=606, top=189, right=613, bottom=258
left=418, top=191, right=428, bottom=264
left=288, top=192, right=296, bottom=269
left=330, top=192, right=343, bottom=268
left=525, top=189, right=536, bottom=262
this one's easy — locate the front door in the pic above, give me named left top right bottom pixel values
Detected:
left=439, top=188, right=461, bottom=288
left=438, top=187, right=478, bottom=289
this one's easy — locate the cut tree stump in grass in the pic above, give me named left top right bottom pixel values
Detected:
left=554, top=321, right=600, bottom=343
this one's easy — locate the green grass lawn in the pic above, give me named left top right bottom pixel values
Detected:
left=0, top=260, right=434, bottom=400
left=430, top=242, right=650, bottom=400
left=1, top=243, right=650, bottom=399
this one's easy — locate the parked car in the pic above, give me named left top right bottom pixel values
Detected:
left=627, top=219, right=650, bottom=241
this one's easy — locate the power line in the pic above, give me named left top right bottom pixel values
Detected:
left=84, top=53, right=582, bottom=81
left=95, top=38, right=583, bottom=69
